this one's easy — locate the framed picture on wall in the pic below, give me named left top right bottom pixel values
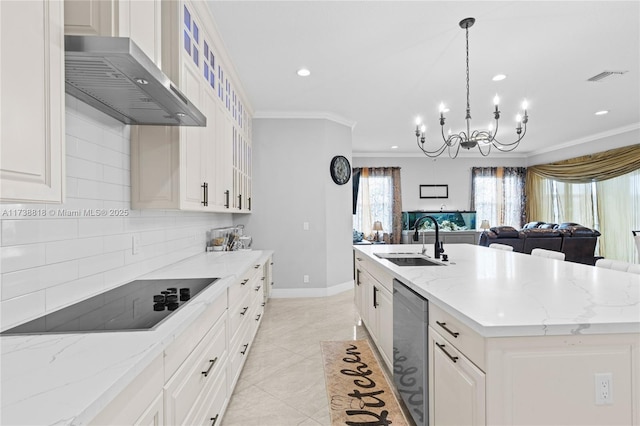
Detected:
left=419, top=184, right=448, bottom=199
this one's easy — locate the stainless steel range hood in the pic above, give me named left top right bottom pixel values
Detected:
left=65, top=35, right=206, bottom=127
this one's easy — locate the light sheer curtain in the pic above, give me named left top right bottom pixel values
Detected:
left=353, top=167, right=402, bottom=243
left=471, top=167, right=526, bottom=228
left=597, top=169, right=640, bottom=262
left=552, top=181, right=595, bottom=228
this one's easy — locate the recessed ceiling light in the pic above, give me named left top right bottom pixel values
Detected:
left=391, top=145, right=398, bottom=149
left=492, top=74, right=507, bottom=81
left=595, top=110, right=609, bottom=115
left=297, top=68, right=311, bottom=77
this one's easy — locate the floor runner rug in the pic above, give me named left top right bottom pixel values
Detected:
left=320, top=339, right=408, bottom=426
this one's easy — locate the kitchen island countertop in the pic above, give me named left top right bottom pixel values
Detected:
left=354, top=243, right=640, bottom=338
left=1, top=250, right=272, bottom=426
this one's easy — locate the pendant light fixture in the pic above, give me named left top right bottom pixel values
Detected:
left=414, top=17, right=529, bottom=158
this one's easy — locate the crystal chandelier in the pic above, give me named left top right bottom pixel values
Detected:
left=414, top=17, right=529, bottom=158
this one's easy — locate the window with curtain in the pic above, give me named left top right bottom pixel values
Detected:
left=526, top=144, right=640, bottom=262
left=471, top=167, right=526, bottom=229
left=353, top=167, right=402, bottom=243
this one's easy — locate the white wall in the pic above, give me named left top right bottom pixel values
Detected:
left=237, top=118, right=353, bottom=296
left=353, top=156, right=527, bottom=212
left=0, top=96, right=233, bottom=331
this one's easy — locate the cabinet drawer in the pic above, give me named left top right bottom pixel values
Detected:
left=165, top=292, right=227, bottom=378
left=229, top=290, right=252, bottom=340
left=228, top=265, right=260, bottom=307
left=429, top=304, right=485, bottom=371
left=164, top=315, right=228, bottom=426
left=228, top=325, right=252, bottom=391
left=187, top=369, right=227, bottom=426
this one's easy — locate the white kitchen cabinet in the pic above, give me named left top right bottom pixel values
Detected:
left=131, top=0, right=252, bottom=213
left=90, top=353, right=165, bottom=425
left=428, top=302, right=639, bottom=426
left=164, top=313, right=227, bottom=426
left=0, top=0, right=65, bottom=203
left=133, top=392, right=164, bottom=426
left=227, top=261, right=264, bottom=391
left=64, top=0, right=161, bottom=65
left=429, top=327, right=486, bottom=426
left=353, top=252, right=393, bottom=370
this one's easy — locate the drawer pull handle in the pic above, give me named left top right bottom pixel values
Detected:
left=255, top=314, right=261, bottom=321
left=254, top=264, right=260, bottom=269
left=255, top=285, right=261, bottom=292
left=240, top=343, right=249, bottom=355
left=261, top=303, right=265, bottom=307
left=261, top=276, right=265, bottom=281
left=436, top=321, right=460, bottom=338
left=210, top=414, right=219, bottom=426
left=356, top=257, right=363, bottom=261
left=240, top=306, right=249, bottom=315
left=201, top=357, right=218, bottom=377
left=436, top=342, right=459, bottom=363
left=241, top=279, right=249, bottom=285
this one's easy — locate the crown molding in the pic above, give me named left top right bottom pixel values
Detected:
left=527, top=123, right=640, bottom=157
left=253, top=110, right=357, bottom=130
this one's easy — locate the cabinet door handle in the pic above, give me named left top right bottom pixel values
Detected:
left=261, top=276, right=265, bottom=281
left=240, top=343, right=249, bottom=355
left=373, top=286, right=378, bottom=308
left=436, top=321, right=460, bottom=338
left=248, top=197, right=252, bottom=211
left=255, top=314, right=261, bottom=321
left=255, top=285, right=261, bottom=292
left=241, top=279, right=249, bottom=285
left=210, top=414, right=219, bottom=426
left=356, top=269, right=361, bottom=286
left=436, top=342, right=459, bottom=363
left=240, top=306, right=249, bottom=315
left=201, top=357, right=218, bottom=377
left=224, top=190, right=230, bottom=208
left=201, top=182, right=208, bottom=206
left=238, top=194, right=242, bottom=210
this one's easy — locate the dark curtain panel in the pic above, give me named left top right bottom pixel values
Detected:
left=352, top=168, right=361, bottom=215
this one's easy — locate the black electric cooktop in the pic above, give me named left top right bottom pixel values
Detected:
left=1, top=277, right=219, bottom=335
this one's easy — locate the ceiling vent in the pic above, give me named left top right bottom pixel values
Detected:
left=587, top=70, right=628, bottom=82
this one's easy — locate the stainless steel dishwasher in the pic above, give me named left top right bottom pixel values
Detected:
left=393, top=279, right=428, bottom=426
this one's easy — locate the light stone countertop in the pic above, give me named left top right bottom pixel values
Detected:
left=0, top=250, right=272, bottom=426
left=354, top=243, right=640, bottom=338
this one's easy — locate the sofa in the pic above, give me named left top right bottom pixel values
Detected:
left=478, top=222, right=601, bottom=265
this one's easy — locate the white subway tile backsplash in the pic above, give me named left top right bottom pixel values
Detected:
left=78, top=218, right=124, bottom=238
left=78, top=251, right=124, bottom=278
left=0, top=100, right=233, bottom=329
left=2, top=260, right=79, bottom=300
left=1, top=218, right=78, bottom=246
left=45, top=237, right=104, bottom=264
left=66, top=156, right=104, bottom=180
left=1, top=244, right=46, bottom=273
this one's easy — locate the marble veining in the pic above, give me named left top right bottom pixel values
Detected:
left=1, top=250, right=272, bottom=426
left=355, top=244, right=640, bottom=337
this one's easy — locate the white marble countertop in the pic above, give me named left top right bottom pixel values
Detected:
left=1, top=250, right=272, bottom=426
left=354, top=244, right=640, bottom=338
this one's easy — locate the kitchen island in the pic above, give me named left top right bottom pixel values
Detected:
left=354, top=243, right=640, bottom=426
left=1, top=250, right=273, bottom=426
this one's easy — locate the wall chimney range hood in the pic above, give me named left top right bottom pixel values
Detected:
left=65, top=36, right=206, bottom=127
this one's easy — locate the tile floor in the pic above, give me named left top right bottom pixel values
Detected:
left=221, top=289, right=373, bottom=426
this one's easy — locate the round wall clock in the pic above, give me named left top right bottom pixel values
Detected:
left=330, top=155, right=351, bottom=185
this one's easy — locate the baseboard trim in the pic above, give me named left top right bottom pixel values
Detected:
left=270, top=280, right=353, bottom=298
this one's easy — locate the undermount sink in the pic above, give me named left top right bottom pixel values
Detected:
left=374, top=252, right=445, bottom=266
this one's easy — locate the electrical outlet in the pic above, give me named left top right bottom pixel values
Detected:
left=132, top=235, right=141, bottom=255
left=595, top=373, right=613, bottom=405
left=303, top=275, right=309, bottom=283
